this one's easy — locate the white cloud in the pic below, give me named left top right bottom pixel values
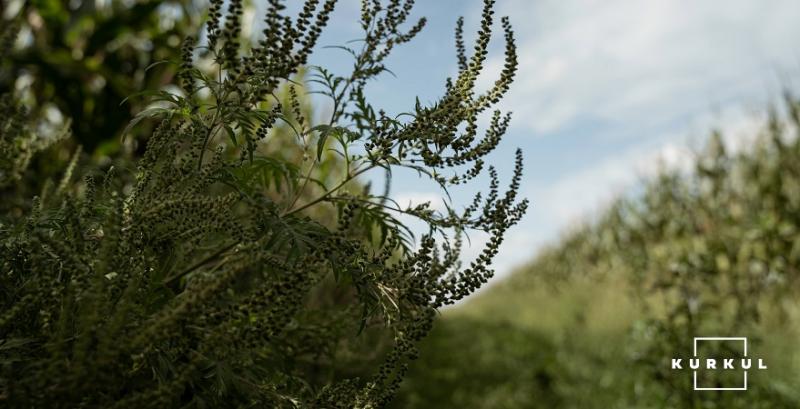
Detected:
left=478, top=0, right=800, bottom=135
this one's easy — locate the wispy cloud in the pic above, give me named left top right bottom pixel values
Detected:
left=480, top=0, right=799, bottom=136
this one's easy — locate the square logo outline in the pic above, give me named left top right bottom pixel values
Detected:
left=692, top=337, right=747, bottom=391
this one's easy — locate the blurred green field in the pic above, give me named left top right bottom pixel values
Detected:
left=397, top=275, right=800, bottom=408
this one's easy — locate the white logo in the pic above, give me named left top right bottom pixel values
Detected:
left=670, top=337, right=767, bottom=391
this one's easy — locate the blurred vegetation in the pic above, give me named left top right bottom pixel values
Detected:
left=0, top=0, right=202, bottom=152
left=0, top=0, right=206, bottom=212
left=395, top=97, right=800, bottom=408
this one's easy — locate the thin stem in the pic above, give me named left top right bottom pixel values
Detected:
left=197, top=64, right=227, bottom=170
left=163, top=241, right=238, bottom=286
left=285, top=155, right=319, bottom=214
left=198, top=108, right=222, bottom=170
left=283, top=163, right=374, bottom=217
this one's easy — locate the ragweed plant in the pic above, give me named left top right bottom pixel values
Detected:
left=0, top=0, right=526, bottom=407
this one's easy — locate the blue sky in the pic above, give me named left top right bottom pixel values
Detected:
left=261, top=0, right=800, bottom=283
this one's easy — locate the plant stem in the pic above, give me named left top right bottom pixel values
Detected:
left=283, top=164, right=374, bottom=217
left=162, top=241, right=238, bottom=286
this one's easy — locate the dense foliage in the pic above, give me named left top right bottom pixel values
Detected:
left=0, top=0, right=527, bottom=407
left=397, top=98, right=800, bottom=408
